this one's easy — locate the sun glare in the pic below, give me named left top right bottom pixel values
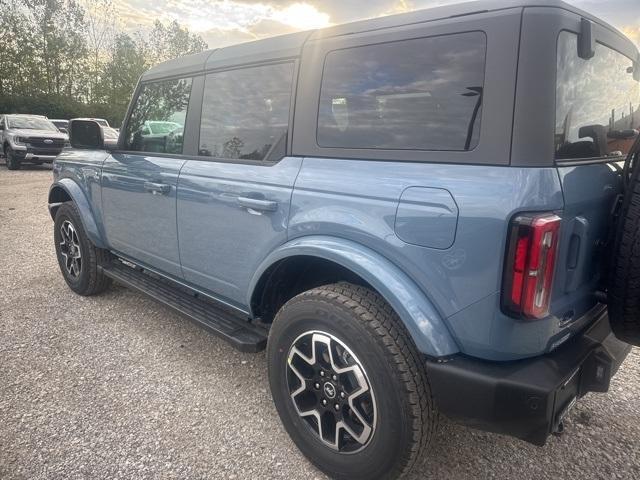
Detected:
left=272, top=3, right=331, bottom=30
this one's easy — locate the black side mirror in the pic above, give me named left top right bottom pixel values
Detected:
left=69, top=120, right=105, bottom=150
left=578, top=18, right=595, bottom=60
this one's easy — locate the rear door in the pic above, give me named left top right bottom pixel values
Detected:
left=101, top=76, right=193, bottom=278
left=177, top=61, right=300, bottom=307
left=552, top=30, right=639, bottom=321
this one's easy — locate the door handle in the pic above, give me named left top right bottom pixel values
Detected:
left=237, top=196, right=278, bottom=212
left=144, top=181, right=171, bottom=195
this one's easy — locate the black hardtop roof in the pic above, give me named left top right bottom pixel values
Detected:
left=141, top=0, right=633, bottom=82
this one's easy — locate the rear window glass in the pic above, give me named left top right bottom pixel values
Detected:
left=556, top=31, right=640, bottom=160
left=199, top=62, right=294, bottom=161
left=317, top=32, right=487, bottom=151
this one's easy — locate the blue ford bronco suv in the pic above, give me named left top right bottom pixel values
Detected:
left=48, top=1, right=639, bottom=478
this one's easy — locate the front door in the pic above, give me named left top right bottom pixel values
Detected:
left=101, top=76, right=193, bottom=278
left=177, top=61, right=298, bottom=307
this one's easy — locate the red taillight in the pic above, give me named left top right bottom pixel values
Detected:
left=502, top=213, right=561, bottom=319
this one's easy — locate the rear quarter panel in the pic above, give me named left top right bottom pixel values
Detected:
left=290, top=159, right=565, bottom=360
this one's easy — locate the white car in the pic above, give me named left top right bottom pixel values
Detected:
left=0, top=114, right=68, bottom=170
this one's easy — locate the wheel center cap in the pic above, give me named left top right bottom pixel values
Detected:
left=323, top=382, right=336, bottom=399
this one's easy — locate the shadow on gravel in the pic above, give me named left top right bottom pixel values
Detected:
left=0, top=159, right=53, bottom=171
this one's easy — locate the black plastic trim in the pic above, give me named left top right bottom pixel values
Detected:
left=426, top=310, right=631, bottom=445
left=101, top=259, right=267, bottom=352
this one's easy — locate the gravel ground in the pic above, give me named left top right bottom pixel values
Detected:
left=0, top=164, right=639, bottom=480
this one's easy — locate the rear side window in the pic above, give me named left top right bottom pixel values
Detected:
left=198, top=62, right=294, bottom=161
left=555, top=32, right=640, bottom=160
left=123, top=77, right=193, bottom=154
left=317, top=32, right=487, bottom=151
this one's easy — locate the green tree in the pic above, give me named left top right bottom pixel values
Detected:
left=83, top=0, right=116, bottom=103
left=0, top=0, right=208, bottom=125
left=22, top=0, right=89, bottom=98
left=144, top=20, right=209, bottom=65
left=99, top=33, right=148, bottom=124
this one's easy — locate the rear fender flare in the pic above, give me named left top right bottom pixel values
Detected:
left=249, top=236, right=459, bottom=357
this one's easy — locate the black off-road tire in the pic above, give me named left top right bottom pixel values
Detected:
left=5, top=146, right=20, bottom=170
left=609, top=162, right=640, bottom=346
left=267, top=283, right=437, bottom=480
left=54, top=202, right=112, bottom=296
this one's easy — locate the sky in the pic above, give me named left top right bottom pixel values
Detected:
left=109, top=0, right=640, bottom=49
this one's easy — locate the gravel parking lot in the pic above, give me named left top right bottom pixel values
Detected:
left=1, top=164, right=639, bottom=480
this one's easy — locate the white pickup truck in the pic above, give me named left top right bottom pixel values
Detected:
left=0, top=114, right=68, bottom=170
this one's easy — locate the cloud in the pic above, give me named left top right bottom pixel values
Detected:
left=622, top=25, right=640, bottom=46
left=110, top=0, right=639, bottom=49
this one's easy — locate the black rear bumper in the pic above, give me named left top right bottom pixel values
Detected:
left=426, top=310, right=631, bottom=446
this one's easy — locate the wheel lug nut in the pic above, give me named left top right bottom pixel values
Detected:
left=334, top=403, right=340, bottom=411
left=332, top=374, right=337, bottom=381
left=314, top=382, right=320, bottom=389
left=340, top=392, right=346, bottom=399
left=320, top=371, right=325, bottom=377
left=322, top=399, right=327, bottom=406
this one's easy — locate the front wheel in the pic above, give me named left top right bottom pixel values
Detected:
left=53, top=202, right=112, bottom=295
left=267, top=283, right=437, bottom=480
left=5, top=146, right=20, bottom=170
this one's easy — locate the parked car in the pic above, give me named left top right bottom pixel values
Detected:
left=48, top=1, right=639, bottom=478
left=50, top=119, right=69, bottom=134
left=129, top=120, right=184, bottom=153
left=101, top=126, right=119, bottom=149
left=1, top=114, right=68, bottom=169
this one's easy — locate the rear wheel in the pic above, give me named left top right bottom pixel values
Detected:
left=54, top=202, right=112, bottom=296
left=609, top=159, right=640, bottom=346
left=267, top=283, right=437, bottom=480
left=5, top=146, right=20, bottom=170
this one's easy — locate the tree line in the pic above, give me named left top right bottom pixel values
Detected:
left=0, top=0, right=208, bottom=127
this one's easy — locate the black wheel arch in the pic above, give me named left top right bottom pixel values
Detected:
left=250, top=255, right=371, bottom=324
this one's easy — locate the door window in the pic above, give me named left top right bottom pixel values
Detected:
left=123, top=77, right=193, bottom=154
left=317, top=32, right=487, bottom=152
left=198, top=62, right=294, bottom=161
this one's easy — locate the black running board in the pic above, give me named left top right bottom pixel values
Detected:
left=101, top=261, right=267, bottom=352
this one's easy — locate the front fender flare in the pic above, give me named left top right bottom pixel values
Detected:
left=249, top=236, right=459, bottom=357
left=48, top=179, right=107, bottom=249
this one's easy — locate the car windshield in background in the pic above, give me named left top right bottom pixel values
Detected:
left=7, top=117, right=57, bottom=131
left=102, top=128, right=118, bottom=139
left=148, top=121, right=180, bottom=134
left=556, top=31, right=640, bottom=160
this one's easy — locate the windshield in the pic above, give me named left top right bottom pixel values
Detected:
left=7, top=116, right=57, bottom=131
left=52, top=120, right=68, bottom=128
left=102, top=128, right=118, bottom=139
left=95, top=119, right=109, bottom=127
left=147, top=121, right=180, bottom=134
left=556, top=31, right=640, bottom=160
